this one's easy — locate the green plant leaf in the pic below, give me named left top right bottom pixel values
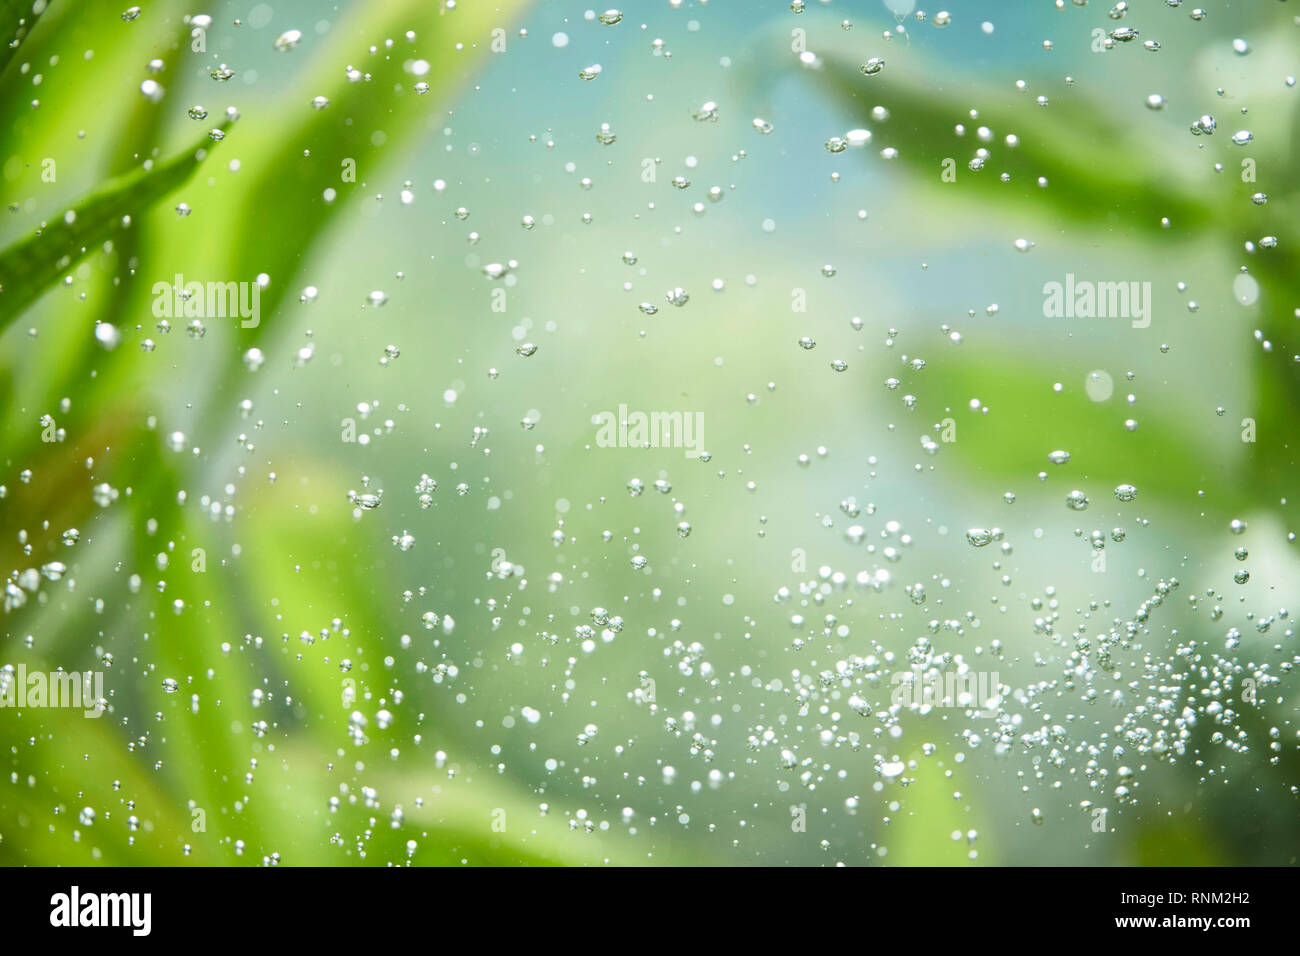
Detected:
left=0, top=0, right=50, bottom=78
left=807, top=56, right=1219, bottom=237
left=921, top=349, right=1244, bottom=510
left=0, top=123, right=228, bottom=329
left=181, top=0, right=528, bottom=339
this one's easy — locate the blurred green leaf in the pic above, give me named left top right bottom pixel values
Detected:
left=1241, top=257, right=1300, bottom=503
left=922, top=349, right=1244, bottom=510
left=1129, top=819, right=1224, bottom=866
left=157, top=0, right=527, bottom=343
left=0, top=124, right=227, bottom=329
left=809, top=57, right=1218, bottom=235
left=0, top=0, right=50, bottom=77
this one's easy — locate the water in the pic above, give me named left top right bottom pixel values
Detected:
left=1, top=0, right=1294, bottom=872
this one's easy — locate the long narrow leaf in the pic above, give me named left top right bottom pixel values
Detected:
left=0, top=0, right=49, bottom=77
left=808, top=56, right=1219, bottom=235
left=0, top=124, right=227, bottom=329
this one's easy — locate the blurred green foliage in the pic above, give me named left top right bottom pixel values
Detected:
left=1, top=0, right=634, bottom=867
